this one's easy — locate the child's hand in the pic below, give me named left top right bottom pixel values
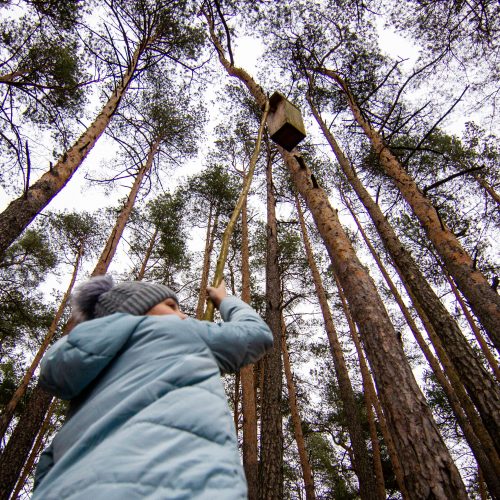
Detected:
left=207, top=280, right=228, bottom=309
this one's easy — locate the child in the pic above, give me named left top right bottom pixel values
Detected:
left=33, top=275, right=273, bottom=499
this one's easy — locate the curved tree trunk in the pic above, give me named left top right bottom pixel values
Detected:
left=281, top=316, right=315, bottom=500
left=259, top=143, right=283, bottom=500
left=309, top=100, right=500, bottom=457
left=91, top=140, right=160, bottom=277
left=0, top=245, right=81, bottom=441
left=0, top=43, right=145, bottom=261
left=347, top=200, right=500, bottom=498
left=240, top=198, right=259, bottom=500
left=0, top=385, right=52, bottom=500
left=284, top=150, right=466, bottom=498
left=295, top=194, right=379, bottom=500
left=11, top=399, right=57, bottom=500
left=319, top=69, right=500, bottom=350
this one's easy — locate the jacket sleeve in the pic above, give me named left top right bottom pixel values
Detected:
left=196, top=296, right=273, bottom=373
left=39, top=314, right=144, bottom=400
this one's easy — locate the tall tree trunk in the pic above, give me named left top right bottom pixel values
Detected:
left=10, top=400, right=57, bottom=500
left=309, top=99, right=500, bottom=458
left=195, top=205, right=217, bottom=319
left=136, top=226, right=159, bottom=281
left=234, top=371, right=240, bottom=433
left=0, top=245, right=81, bottom=441
left=203, top=15, right=466, bottom=498
left=240, top=197, right=259, bottom=500
left=295, top=194, right=379, bottom=500
left=318, top=69, right=500, bottom=349
left=347, top=199, right=500, bottom=497
left=259, top=143, right=283, bottom=500
left=335, top=274, right=408, bottom=499
left=284, top=150, right=466, bottom=499
left=0, top=386, right=52, bottom=499
left=0, top=43, right=145, bottom=261
left=92, top=140, right=160, bottom=277
left=473, top=174, right=500, bottom=206
left=281, top=315, right=315, bottom=500
left=445, top=271, right=500, bottom=380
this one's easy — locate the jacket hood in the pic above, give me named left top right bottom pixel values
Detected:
left=39, top=313, right=146, bottom=400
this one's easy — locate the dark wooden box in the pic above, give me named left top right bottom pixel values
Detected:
left=267, top=92, right=306, bottom=151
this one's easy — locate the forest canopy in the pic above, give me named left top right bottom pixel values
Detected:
left=0, top=0, right=499, bottom=498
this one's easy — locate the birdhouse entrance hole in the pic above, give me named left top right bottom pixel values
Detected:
left=267, top=92, right=306, bottom=152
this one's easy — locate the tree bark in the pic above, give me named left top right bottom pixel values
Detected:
left=203, top=15, right=466, bottom=498
left=136, top=226, right=159, bottom=281
left=283, top=150, right=466, bottom=499
left=445, top=271, right=500, bottom=381
left=281, top=316, right=315, bottom=500
left=0, top=245, right=81, bottom=441
left=10, top=399, right=57, bottom=500
left=295, top=194, right=379, bottom=500
left=0, top=43, right=145, bottom=261
left=309, top=100, right=500, bottom=460
left=234, top=371, right=240, bottom=433
left=195, top=205, right=216, bottom=319
left=318, top=68, right=500, bottom=350
left=91, top=140, right=160, bottom=277
left=473, top=174, right=500, bottom=207
left=0, top=385, right=52, bottom=500
left=347, top=200, right=500, bottom=498
left=335, top=274, right=409, bottom=500
left=259, top=143, right=283, bottom=500
left=240, top=197, right=259, bottom=500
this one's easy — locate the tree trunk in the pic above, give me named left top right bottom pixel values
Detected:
left=283, top=150, right=466, bottom=499
left=92, top=140, right=160, bottom=277
left=347, top=199, right=500, bottom=497
left=0, top=43, right=145, bottom=261
left=0, top=385, right=52, bottom=500
left=234, top=371, right=240, bottom=433
left=335, top=274, right=409, bottom=500
left=473, top=174, right=500, bottom=206
left=10, top=399, right=57, bottom=500
left=281, top=315, right=315, bottom=500
left=203, top=16, right=466, bottom=498
left=195, top=205, right=216, bottom=319
left=240, top=197, right=259, bottom=500
left=445, top=271, right=500, bottom=380
left=136, top=226, right=159, bottom=281
left=0, top=245, right=81, bottom=441
left=319, top=69, right=500, bottom=350
left=309, top=99, right=500, bottom=460
left=295, top=194, right=379, bottom=500
left=259, top=144, right=283, bottom=500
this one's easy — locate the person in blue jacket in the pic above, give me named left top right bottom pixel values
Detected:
left=33, top=275, right=273, bottom=499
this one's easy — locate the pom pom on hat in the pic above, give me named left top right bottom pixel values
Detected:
left=71, top=275, right=114, bottom=323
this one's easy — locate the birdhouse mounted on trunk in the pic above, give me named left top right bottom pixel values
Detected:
left=267, top=92, right=306, bottom=152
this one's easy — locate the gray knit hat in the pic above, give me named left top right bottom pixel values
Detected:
left=71, top=275, right=178, bottom=323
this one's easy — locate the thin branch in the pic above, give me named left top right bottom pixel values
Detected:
left=423, top=166, right=485, bottom=194
left=403, top=86, right=468, bottom=166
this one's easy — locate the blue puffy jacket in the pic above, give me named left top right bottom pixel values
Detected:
left=33, top=296, right=273, bottom=499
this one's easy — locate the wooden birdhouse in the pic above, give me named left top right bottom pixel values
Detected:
left=267, top=92, right=306, bottom=151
